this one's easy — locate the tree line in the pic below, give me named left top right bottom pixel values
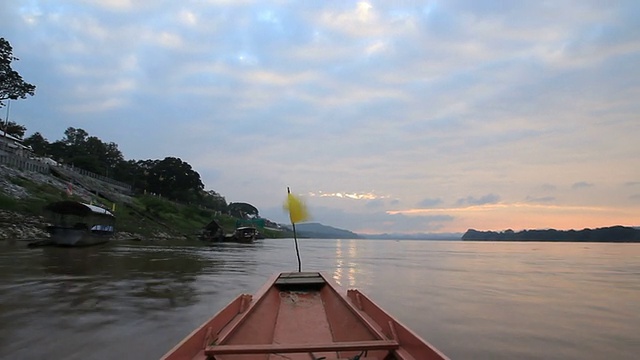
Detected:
left=462, top=226, right=640, bottom=242
left=22, top=127, right=228, bottom=210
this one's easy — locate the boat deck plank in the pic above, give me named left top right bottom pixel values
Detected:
left=206, top=340, right=398, bottom=355
left=269, top=290, right=335, bottom=360
left=275, top=272, right=326, bottom=289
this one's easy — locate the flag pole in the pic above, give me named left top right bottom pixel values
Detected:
left=288, top=187, right=302, bottom=272
left=3, top=99, right=10, bottom=138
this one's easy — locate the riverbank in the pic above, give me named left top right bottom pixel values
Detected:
left=0, top=165, right=186, bottom=241
left=0, top=209, right=49, bottom=240
left=0, top=208, right=166, bottom=242
left=0, top=164, right=289, bottom=242
left=0, top=163, right=153, bottom=241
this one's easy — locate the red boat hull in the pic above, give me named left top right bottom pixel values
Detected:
left=161, top=272, right=448, bottom=360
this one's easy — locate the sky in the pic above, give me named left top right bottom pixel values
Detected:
left=2, top=1, right=639, bottom=234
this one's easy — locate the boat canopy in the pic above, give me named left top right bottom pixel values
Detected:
left=44, top=201, right=114, bottom=217
left=236, top=226, right=257, bottom=231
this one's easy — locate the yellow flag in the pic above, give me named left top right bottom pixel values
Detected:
left=284, top=193, right=310, bottom=224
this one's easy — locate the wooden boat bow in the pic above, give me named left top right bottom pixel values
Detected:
left=161, top=272, right=448, bottom=360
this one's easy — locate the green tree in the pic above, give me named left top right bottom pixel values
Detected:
left=201, top=190, right=227, bottom=211
left=146, top=157, right=204, bottom=201
left=71, top=154, right=102, bottom=173
left=47, top=140, right=69, bottom=163
left=52, top=127, right=125, bottom=176
left=128, top=159, right=158, bottom=193
left=44, top=127, right=89, bottom=165
left=0, top=38, right=35, bottom=107
left=82, top=136, right=110, bottom=173
left=2, top=120, right=26, bottom=138
left=228, top=202, right=259, bottom=218
left=23, top=132, right=50, bottom=156
left=63, top=127, right=88, bottom=147
left=112, top=159, right=142, bottom=187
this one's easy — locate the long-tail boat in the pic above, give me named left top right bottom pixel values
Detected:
left=161, top=272, right=448, bottom=360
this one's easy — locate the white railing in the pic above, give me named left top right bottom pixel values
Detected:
left=0, top=153, right=49, bottom=174
left=0, top=151, right=132, bottom=192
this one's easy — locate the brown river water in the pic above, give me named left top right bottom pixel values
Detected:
left=0, top=238, right=638, bottom=359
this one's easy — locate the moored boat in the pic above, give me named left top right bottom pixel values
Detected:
left=161, top=272, right=448, bottom=360
left=232, top=226, right=259, bottom=243
left=44, top=201, right=115, bottom=246
left=222, top=226, right=259, bottom=243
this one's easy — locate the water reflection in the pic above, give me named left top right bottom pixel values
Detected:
left=13, top=244, right=219, bottom=317
left=0, top=239, right=275, bottom=359
left=333, top=239, right=343, bottom=285
left=1, top=242, right=214, bottom=352
left=333, top=239, right=359, bottom=287
left=204, top=241, right=263, bottom=274
left=347, top=239, right=358, bottom=287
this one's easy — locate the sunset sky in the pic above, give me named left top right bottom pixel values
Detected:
left=2, top=1, right=639, bottom=234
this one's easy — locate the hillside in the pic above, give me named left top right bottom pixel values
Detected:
left=287, top=222, right=360, bottom=239
left=0, top=164, right=290, bottom=241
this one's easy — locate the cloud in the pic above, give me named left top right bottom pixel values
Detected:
left=309, top=191, right=387, bottom=200
left=318, top=2, right=383, bottom=38
left=572, top=182, right=594, bottom=190
left=178, top=9, right=198, bottom=26
left=260, top=204, right=454, bottom=234
left=389, top=203, right=612, bottom=215
left=417, top=197, right=443, bottom=208
left=62, top=98, right=127, bottom=113
left=3, top=1, right=640, bottom=234
left=526, top=196, right=556, bottom=203
left=82, top=0, right=135, bottom=11
left=539, top=183, right=557, bottom=192
left=365, top=199, right=385, bottom=209
left=456, top=194, right=500, bottom=206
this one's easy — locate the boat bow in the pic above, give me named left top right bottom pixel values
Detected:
left=161, top=272, right=448, bottom=360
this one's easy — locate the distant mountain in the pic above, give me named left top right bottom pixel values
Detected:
left=279, top=222, right=461, bottom=240
left=360, top=232, right=462, bottom=240
left=284, top=222, right=361, bottom=239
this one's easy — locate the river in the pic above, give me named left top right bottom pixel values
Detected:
left=0, top=238, right=638, bottom=359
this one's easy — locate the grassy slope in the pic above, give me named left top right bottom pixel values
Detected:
left=1, top=176, right=71, bottom=214
left=0, top=175, right=290, bottom=240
